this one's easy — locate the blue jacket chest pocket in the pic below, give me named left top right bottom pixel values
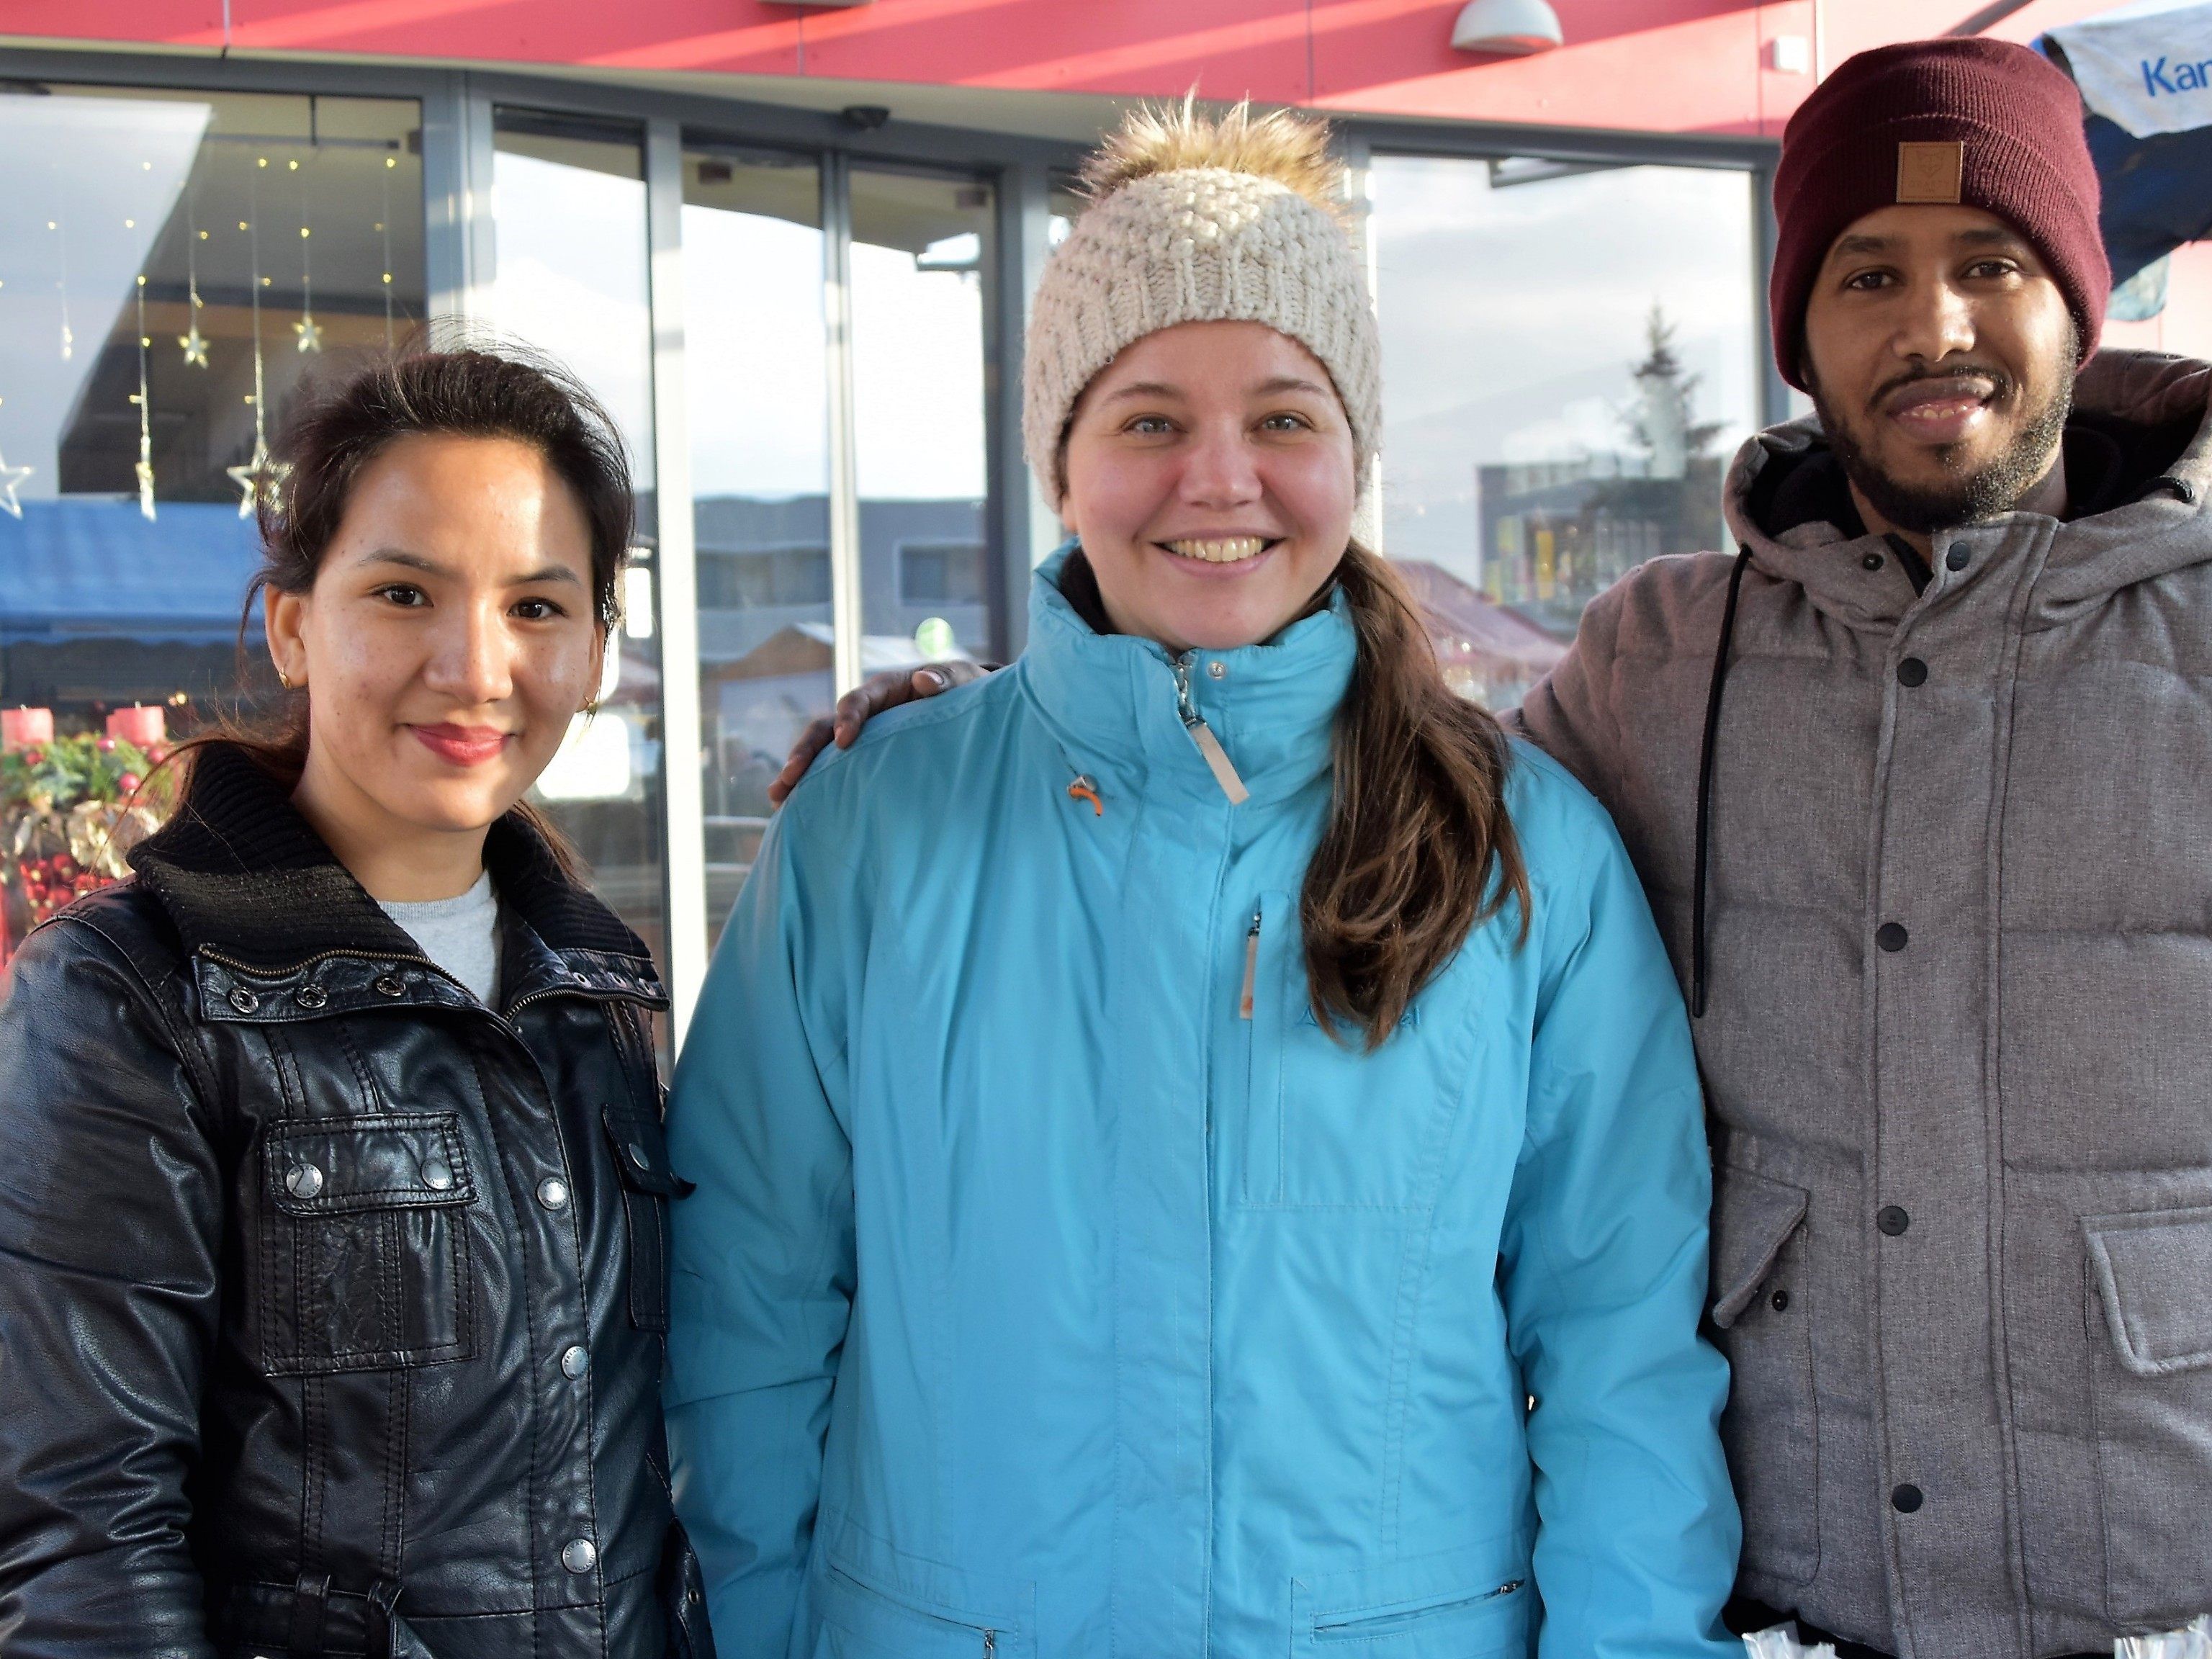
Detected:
left=1238, top=891, right=1483, bottom=1212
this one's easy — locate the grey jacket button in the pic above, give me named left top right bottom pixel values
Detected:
left=561, top=1539, right=598, bottom=1573
left=1892, top=1483, right=1924, bottom=1513
left=1877, top=1205, right=1910, bottom=1236
left=286, top=1164, right=325, bottom=1200
left=536, top=1177, right=570, bottom=1211
left=1876, top=922, right=1909, bottom=952
left=1897, top=657, right=1928, bottom=688
left=1946, top=544, right=1971, bottom=572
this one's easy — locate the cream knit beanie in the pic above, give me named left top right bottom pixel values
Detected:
left=1023, top=102, right=1381, bottom=509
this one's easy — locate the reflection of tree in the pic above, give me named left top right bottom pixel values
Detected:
left=1624, top=306, right=1725, bottom=479
left=1476, top=305, right=1731, bottom=637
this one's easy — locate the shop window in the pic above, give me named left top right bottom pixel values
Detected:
left=0, top=85, right=423, bottom=969
left=850, top=167, right=997, bottom=658
left=679, top=143, right=832, bottom=940
left=896, top=540, right=986, bottom=606
left=1369, top=156, right=1759, bottom=709
left=490, top=109, right=666, bottom=989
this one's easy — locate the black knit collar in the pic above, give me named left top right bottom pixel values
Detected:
left=129, top=740, right=662, bottom=999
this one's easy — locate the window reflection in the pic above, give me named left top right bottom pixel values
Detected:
left=1370, top=156, right=1758, bottom=708
left=680, top=144, right=830, bottom=943
left=490, top=111, right=667, bottom=988
left=0, top=86, right=422, bottom=968
left=849, top=168, right=997, bottom=660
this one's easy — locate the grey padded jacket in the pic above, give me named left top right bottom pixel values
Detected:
left=1517, top=348, right=2212, bottom=1659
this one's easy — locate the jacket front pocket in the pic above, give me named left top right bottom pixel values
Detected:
left=816, top=1560, right=1028, bottom=1658
left=1292, top=1542, right=1529, bottom=1658
left=1708, top=1162, right=1819, bottom=1587
left=2084, top=1203, right=2212, bottom=1626
left=604, top=1103, right=693, bottom=1333
left=1239, top=890, right=1475, bottom=1210
left=258, top=1112, right=477, bottom=1374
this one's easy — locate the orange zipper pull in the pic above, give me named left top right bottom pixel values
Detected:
left=1239, top=907, right=1261, bottom=1018
left=1068, top=773, right=1103, bottom=817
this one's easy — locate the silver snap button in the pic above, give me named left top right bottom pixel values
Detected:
left=286, top=1164, right=325, bottom=1200
left=295, top=984, right=328, bottom=1010
left=627, top=1141, right=652, bottom=1172
left=536, top=1177, right=570, bottom=1212
left=560, top=1344, right=589, bottom=1379
left=1207, top=660, right=1227, bottom=679
left=228, top=986, right=261, bottom=1015
left=373, top=974, right=405, bottom=997
left=421, top=1159, right=454, bottom=1192
left=561, top=1539, right=597, bottom=1574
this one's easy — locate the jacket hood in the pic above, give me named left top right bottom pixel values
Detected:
left=1722, top=348, right=2212, bottom=623
left=128, top=739, right=662, bottom=997
left=1018, top=544, right=1356, bottom=809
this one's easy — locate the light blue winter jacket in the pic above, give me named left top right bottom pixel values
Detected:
left=665, top=552, right=1740, bottom=1659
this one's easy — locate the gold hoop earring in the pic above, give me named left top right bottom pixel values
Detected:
left=276, top=667, right=294, bottom=690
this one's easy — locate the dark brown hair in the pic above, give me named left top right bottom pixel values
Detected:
left=1305, top=544, right=1530, bottom=1048
left=175, top=344, right=634, bottom=870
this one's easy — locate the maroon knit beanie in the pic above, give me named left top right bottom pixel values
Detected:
left=1770, top=37, right=2108, bottom=392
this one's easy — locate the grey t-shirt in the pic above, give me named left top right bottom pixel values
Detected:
left=379, top=870, right=500, bottom=1006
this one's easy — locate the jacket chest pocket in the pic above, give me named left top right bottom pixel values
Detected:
left=256, top=1113, right=478, bottom=1375
left=1238, top=891, right=1472, bottom=1212
left=603, top=1103, right=692, bottom=1332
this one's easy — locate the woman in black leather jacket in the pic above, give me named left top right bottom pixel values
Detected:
left=0, top=349, right=713, bottom=1659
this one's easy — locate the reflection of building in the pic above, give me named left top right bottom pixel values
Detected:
left=695, top=496, right=989, bottom=664
left=1396, top=559, right=1568, bottom=711
left=1475, top=454, right=1726, bottom=637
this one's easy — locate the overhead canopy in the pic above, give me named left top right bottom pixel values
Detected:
left=2044, top=1, right=2212, bottom=289
left=0, top=500, right=261, bottom=645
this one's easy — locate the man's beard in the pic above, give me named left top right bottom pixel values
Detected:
left=1809, top=358, right=2074, bottom=536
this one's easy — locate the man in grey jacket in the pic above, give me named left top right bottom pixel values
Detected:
left=777, top=37, right=2212, bottom=1659
left=1517, top=38, right=2212, bottom=1659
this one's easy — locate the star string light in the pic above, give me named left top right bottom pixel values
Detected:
left=49, top=217, right=73, bottom=361
left=379, top=151, right=398, bottom=351
left=226, top=162, right=292, bottom=518
left=292, top=156, right=322, bottom=354
left=132, top=273, right=156, bottom=521
left=0, top=450, right=30, bottom=519
left=179, top=168, right=209, bottom=368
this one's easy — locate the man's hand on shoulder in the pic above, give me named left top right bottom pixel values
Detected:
left=767, top=660, right=992, bottom=806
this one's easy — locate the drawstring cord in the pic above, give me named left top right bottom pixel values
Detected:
left=1691, top=546, right=1755, bottom=1019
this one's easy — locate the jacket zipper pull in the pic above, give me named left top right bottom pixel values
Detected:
left=982, top=1632, right=997, bottom=1658
left=1173, top=655, right=1249, bottom=805
left=1067, top=773, right=1103, bottom=817
left=1239, top=907, right=1261, bottom=1019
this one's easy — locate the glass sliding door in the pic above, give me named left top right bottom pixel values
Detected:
left=848, top=167, right=997, bottom=664
left=0, top=85, right=423, bottom=969
left=1368, top=156, right=1759, bottom=708
left=678, top=143, right=831, bottom=945
left=490, top=110, right=667, bottom=979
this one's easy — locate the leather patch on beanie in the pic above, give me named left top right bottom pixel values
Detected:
left=1894, top=140, right=1966, bottom=205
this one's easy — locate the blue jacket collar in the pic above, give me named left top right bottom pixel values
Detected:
left=1017, top=544, right=1357, bottom=809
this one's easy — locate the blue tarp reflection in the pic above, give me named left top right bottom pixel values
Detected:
left=0, top=500, right=261, bottom=645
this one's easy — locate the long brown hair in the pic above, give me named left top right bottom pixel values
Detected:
left=169, top=343, right=634, bottom=876
left=1305, top=544, right=1530, bottom=1049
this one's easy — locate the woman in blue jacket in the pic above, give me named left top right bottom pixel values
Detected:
left=666, top=102, right=1739, bottom=1659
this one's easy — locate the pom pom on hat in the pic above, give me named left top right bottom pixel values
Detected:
left=1023, top=100, right=1382, bottom=508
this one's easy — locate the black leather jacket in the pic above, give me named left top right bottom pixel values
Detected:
left=0, top=744, right=715, bottom=1659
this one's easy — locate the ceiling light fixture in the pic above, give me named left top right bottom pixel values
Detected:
left=1450, top=0, right=1565, bottom=55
